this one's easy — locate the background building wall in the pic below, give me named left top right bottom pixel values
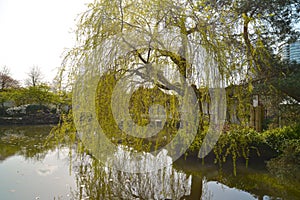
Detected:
left=280, top=40, right=300, bottom=63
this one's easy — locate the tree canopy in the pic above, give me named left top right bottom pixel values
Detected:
left=25, top=66, right=44, bottom=87
left=62, top=0, right=300, bottom=130
left=64, top=0, right=299, bottom=83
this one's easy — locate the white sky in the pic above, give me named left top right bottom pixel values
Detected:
left=0, top=0, right=91, bottom=85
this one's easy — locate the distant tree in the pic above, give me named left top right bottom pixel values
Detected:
left=0, top=65, right=19, bottom=115
left=19, top=85, right=56, bottom=105
left=25, top=66, right=44, bottom=87
left=0, top=66, right=19, bottom=90
left=27, top=85, right=55, bottom=105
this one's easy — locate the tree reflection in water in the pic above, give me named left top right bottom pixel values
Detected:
left=0, top=125, right=56, bottom=161
left=72, top=146, right=193, bottom=200
left=70, top=143, right=300, bottom=200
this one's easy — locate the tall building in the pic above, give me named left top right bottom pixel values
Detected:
left=280, top=40, right=300, bottom=63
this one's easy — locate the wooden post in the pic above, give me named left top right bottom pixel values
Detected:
left=255, top=106, right=262, bottom=132
left=250, top=106, right=255, bottom=128
left=250, top=95, right=264, bottom=132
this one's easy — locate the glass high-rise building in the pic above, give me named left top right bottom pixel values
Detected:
left=280, top=40, right=300, bottom=63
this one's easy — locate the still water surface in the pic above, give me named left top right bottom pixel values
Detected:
left=0, top=126, right=299, bottom=200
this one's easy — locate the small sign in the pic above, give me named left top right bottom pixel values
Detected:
left=253, top=95, right=259, bottom=107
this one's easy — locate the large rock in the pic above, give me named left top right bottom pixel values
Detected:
left=1, top=104, right=59, bottom=125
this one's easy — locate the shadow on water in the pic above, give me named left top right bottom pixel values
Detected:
left=0, top=125, right=299, bottom=200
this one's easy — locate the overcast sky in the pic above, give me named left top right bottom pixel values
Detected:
left=0, top=0, right=91, bottom=84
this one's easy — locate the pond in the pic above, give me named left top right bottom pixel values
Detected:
left=0, top=126, right=299, bottom=200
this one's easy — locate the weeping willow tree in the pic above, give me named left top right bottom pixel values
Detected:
left=62, top=0, right=300, bottom=115
left=57, top=0, right=299, bottom=169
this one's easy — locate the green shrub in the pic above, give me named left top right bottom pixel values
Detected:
left=263, top=124, right=300, bottom=152
left=267, top=139, right=300, bottom=183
